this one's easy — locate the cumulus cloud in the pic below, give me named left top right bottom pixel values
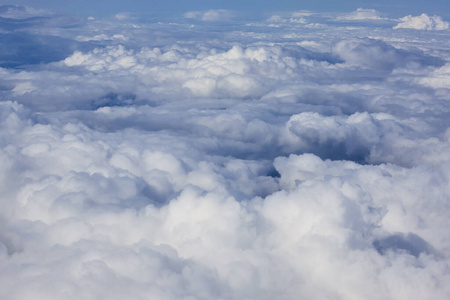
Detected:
left=336, top=8, right=385, bottom=21
left=418, top=63, right=450, bottom=89
left=394, top=14, right=449, bottom=30
left=332, top=37, right=444, bottom=72
left=1, top=5, right=450, bottom=300
left=266, top=11, right=315, bottom=25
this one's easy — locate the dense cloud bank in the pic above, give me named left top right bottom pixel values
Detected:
left=1, top=5, right=450, bottom=300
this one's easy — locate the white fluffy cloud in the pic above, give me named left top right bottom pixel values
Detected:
left=394, top=14, right=449, bottom=30
left=336, top=8, right=384, bottom=21
left=1, top=5, right=450, bottom=300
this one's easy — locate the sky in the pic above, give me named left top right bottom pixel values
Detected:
left=1, top=2, right=450, bottom=300
left=1, top=0, right=450, bottom=17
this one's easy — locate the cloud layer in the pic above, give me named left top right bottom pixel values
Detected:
left=0, top=5, right=450, bottom=300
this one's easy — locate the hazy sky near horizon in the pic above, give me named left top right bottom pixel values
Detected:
left=1, top=0, right=449, bottom=17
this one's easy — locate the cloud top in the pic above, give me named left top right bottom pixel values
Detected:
left=394, top=14, right=449, bottom=30
left=336, top=8, right=384, bottom=21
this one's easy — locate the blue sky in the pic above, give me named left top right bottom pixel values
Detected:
left=1, top=0, right=449, bottom=17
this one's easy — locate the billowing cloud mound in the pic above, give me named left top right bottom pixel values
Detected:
left=0, top=5, right=450, bottom=300
left=336, top=8, right=384, bottom=21
left=394, top=14, right=449, bottom=30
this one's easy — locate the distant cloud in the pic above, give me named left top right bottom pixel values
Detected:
left=394, top=14, right=449, bottom=30
left=291, top=11, right=313, bottom=17
left=114, top=12, right=131, bottom=20
left=267, top=11, right=313, bottom=24
left=332, top=38, right=443, bottom=71
left=336, top=8, right=385, bottom=21
left=266, top=15, right=285, bottom=23
left=184, top=9, right=234, bottom=22
left=289, top=17, right=307, bottom=24
left=0, top=5, right=49, bottom=19
left=75, top=34, right=129, bottom=42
